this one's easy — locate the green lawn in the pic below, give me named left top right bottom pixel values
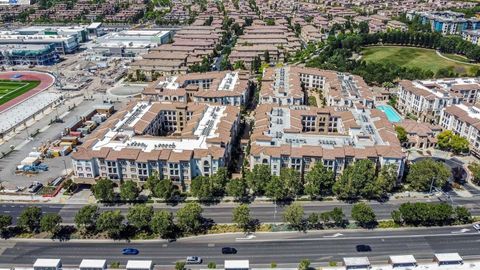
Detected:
left=0, top=80, right=40, bottom=106
left=361, top=46, right=479, bottom=76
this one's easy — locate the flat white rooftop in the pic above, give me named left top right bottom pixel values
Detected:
left=225, top=260, right=250, bottom=269
left=79, top=259, right=107, bottom=269
left=389, top=255, right=416, bottom=265
left=126, top=260, right=152, bottom=269
left=33, top=259, right=61, bottom=267
left=343, top=257, right=370, bottom=267
left=92, top=102, right=226, bottom=152
left=434, top=253, right=463, bottom=263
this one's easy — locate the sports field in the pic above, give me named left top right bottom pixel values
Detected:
left=361, top=46, right=479, bottom=76
left=0, top=80, right=41, bottom=106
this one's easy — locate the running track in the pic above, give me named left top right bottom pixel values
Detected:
left=0, top=71, right=56, bottom=113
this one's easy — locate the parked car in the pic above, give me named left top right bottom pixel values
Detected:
left=473, top=223, right=480, bottom=231
left=222, top=247, right=237, bottom=254
left=186, top=256, right=203, bottom=264
left=122, top=248, right=139, bottom=255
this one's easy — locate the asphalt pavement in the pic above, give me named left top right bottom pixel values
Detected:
left=0, top=226, right=479, bottom=267
left=3, top=197, right=480, bottom=225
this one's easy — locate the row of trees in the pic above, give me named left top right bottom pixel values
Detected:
left=281, top=201, right=472, bottom=231
left=92, top=158, right=453, bottom=203
left=0, top=207, right=62, bottom=237
left=437, top=130, right=470, bottom=154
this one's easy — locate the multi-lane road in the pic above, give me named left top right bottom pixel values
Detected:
left=2, top=197, right=480, bottom=224
left=0, top=226, right=479, bottom=267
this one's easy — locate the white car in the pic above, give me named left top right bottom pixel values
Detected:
left=186, top=256, right=203, bottom=264
left=473, top=223, right=480, bottom=231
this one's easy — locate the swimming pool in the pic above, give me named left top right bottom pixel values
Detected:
left=376, top=105, right=402, bottom=123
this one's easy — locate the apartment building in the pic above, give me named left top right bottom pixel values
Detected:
left=142, top=71, right=253, bottom=106
left=259, top=66, right=377, bottom=108
left=397, top=78, right=480, bottom=123
left=440, top=104, right=480, bottom=156
left=249, top=104, right=405, bottom=178
left=462, top=29, right=480, bottom=45
left=71, top=101, right=240, bottom=189
left=408, top=10, right=480, bottom=35
left=395, top=120, right=442, bottom=149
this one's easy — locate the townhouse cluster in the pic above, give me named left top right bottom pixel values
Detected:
left=229, top=23, right=302, bottom=69
left=71, top=70, right=254, bottom=188
left=0, top=0, right=146, bottom=23
left=129, top=18, right=225, bottom=80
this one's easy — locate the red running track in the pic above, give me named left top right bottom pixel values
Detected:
left=0, top=71, right=56, bottom=114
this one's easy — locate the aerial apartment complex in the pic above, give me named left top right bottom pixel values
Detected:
left=260, top=66, right=377, bottom=108
left=142, top=71, right=253, bottom=106
left=71, top=101, right=240, bottom=189
left=397, top=78, right=480, bottom=123
left=252, top=66, right=404, bottom=178
left=249, top=104, right=405, bottom=178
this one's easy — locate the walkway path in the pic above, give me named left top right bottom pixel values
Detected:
left=435, top=50, right=479, bottom=66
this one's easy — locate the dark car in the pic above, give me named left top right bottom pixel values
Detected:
left=356, top=245, right=372, bottom=252
left=222, top=247, right=237, bottom=254
left=122, top=248, right=139, bottom=255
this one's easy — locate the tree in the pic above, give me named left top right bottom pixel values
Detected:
left=233, top=204, right=256, bottom=233
left=92, top=179, right=115, bottom=202
left=437, top=130, right=469, bottom=154
left=329, top=207, right=347, bottom=227
left=455, top=206, right=472, bottom=224
left=0, top=215, right=12, bottom=235
left=154, top=179, right=178, bottom=201
left=298, top=259, right=311, bottom=270
left=120, top=180, right=139, bottom=201
left=280, top=168, right=302, bottom=198
left=333, top=160, right=377, bottom=200
left=18, top=206, right=42, bottom=233
left=127, top=205, right=154, bottom=231
left=264, top=51, right=271, bottom=63
left=351, top=202, right=377, bottom=228
left=96, top=210, right=124, bottom=238
left=75, top=205, right=99, bottom=232
left=227, top=178, right=248, bottom=201
left=246, top=164, right=271, bottom=195
left=40, top=213, right=62, bottom=235
left=176, top=202, right=204, bottom=234
left=151, top=210, right=176, bottom=239
left=406, top=158, right=451, bottom=192
left=265, top=175, right=287, bottom=201
left=374, top=164, right=398, bottom=199
left=304, top=162, right=335, bottom=198
left=191, top=176, right=213, bottom=201
left=358, top=21, right=369, bottom=34
left=395, top=126, right=408, bottom=144
left=175, top=262, right=186, bottom=270
left=283, top=202, right=305, bottom=231
left=469, top=163, right=480, bottom=186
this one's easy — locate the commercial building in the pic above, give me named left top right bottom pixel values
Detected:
left=15, top=25, right=89, bottom=43
left=0, top=0, right=30, bottom=5
left=397, top=78, right=480, bottom=123
left=408, top=10, right=480, bottom=35
left=440, top=103, right=480, bottom=156
left=249, top=104, right=405, bottom=178
left=259, top=66, right=377, bottom=108
left=0, top=31, right=78, bottom=54
left=143, top=71, right=253, bottom=106
left=0, top=44, right=58, bottom=66
left=71, top=101, right=240, bottom=189
left=92, top=30, right=172, bottom=57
